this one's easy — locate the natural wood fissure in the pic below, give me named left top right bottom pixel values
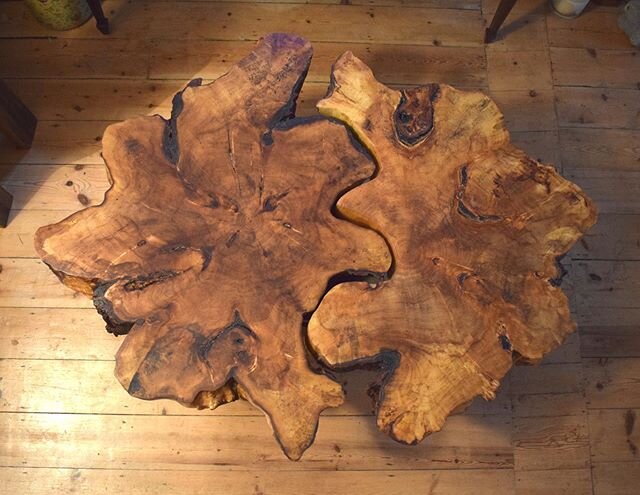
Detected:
left=33, top=34, right=597, bottom=460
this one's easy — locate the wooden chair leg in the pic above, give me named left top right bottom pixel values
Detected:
left=86, top=0, right=110, bottom=35
left=484, top=0, right=519, bottom=43
left=0, top=80, right=37, bottom=149
left=0, top=186, right=12, bottom=228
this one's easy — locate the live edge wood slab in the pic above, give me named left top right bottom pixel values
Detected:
left=309, top=53, right=597, bottom=444
left=34, top=34, right=596, bottom=460
left=34, top=34, right=390, bottom=460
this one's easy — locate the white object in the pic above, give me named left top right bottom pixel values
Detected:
left=551, top=0, right=591, bottom=18
left=619, top=0, right=640, bottom=47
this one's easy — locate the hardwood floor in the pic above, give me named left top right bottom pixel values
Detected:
left=0, top=0, right=639, bottom=493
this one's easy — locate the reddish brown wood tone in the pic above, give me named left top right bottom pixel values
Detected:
left=3, top=0, right=635, bottom=487
left=309, top=53, right=597, bottom=444
left=33, top=34, right=390, bottom=460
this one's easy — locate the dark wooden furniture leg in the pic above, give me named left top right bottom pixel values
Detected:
left=0, top=186, right=12, bottom=228
left=0, top=80, right=37, bottom=149
left=0, top=81, right=36, bottom=227
left=86, top=0, right=110, bottom=35
left=484, top=0, right=519, bottom=43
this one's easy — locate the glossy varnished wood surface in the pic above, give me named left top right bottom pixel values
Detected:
left=0, top=0, right=639, bottom=493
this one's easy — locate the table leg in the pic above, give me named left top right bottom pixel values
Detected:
left=484, top=0, right=519, bottom=43
left=86, top=0, right=110, bottom=34
left=0, top=186, right=12, bottom=228
left=0, top=80, right=37, bottom=149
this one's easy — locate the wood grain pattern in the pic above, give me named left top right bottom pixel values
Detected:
left=0, top=308, right=115, bottom=359
left=0, top=412, right=513, bottom=470
left=547, top=10, right=633, bottom=50
left=0, top=259, right=94, bottom=308
left=0, top=210, right=77, bottom=257
left=592, top=462, right=640, bottom=495
left=482, top=14, right=547, bottom=52
left=583, top=358, right=640, bottom=409
left=555, top=87, right=640, bottom=130
left=589, top=408, right=640, bottom=462
left=490, top=90, right=556, bottom=132
left=0, top=39, right=150, bottom=80
left=560, top=129, right=640, bottom=172
left=1, top=468, right=515, bottom=495
left=513, top=414, right=591, bottom=471
left=0, top=164, right=108, bottom=210
left=564, top=168, right=640, bottom=214
left=308, top=53, right=596, bottom=444
left=510, top=130, right=561, bottom=166
left=0, top=358, right=511, bottom=417
left=487, top=50, right=553, bottom=91
left=148, top=40, right=488, bottom=86
left=581, top=326, right=640, bottom=358
left=1, top=38, right=487, bottom=88
left=515, top=469, right=592, bottom=495
left=0, top=1, right=485, bottom=46
left=551, top=47, right=640, bottom=89
left=6, top=79, right=329, bottom=121
left=33, top=34, right=391, bottom=460
left=510, top=363, right=587, bottom=418
left=0, top=122, right=107, bottom=165
left=1, top=0, right=639, bottom=492
left=569, top=213, right=640, bottom=260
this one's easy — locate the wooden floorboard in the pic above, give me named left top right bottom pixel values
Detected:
left=0, top=1, right=486, bottom=46
left=546, top=9, right=633, bottom=50
left=1, top=0, right=639, bottom=493
left=513, top=414, right=591, bottom=471
left=589, top=408, right=640, bottom=463
left=555, top=87, right=640, bottom=129
left=515, top=468, right=593, bottom=495
left=0, top=358, right=512, bottom=418
left=1, top=467, right=515, bottom=495
left=1, top=39, right=488, bottom=87
left=0, top=164, right=108, bottom=210
left=550, top=47, right=640, bottom=89
left=580, top=326, right=640, bottom=358
left=583, top=357, right=640, bottom=410
left=0, top=413, right=513, bottom=470
left=592, top=462, right=640, bottom=495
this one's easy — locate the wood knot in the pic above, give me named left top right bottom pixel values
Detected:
left=393, top=85, right=439, bottom=146
left=77, top=193, right=90, bottom=206
left=201, top=313, right=259, bottom=370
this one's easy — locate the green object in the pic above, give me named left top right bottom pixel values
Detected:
left=24, top=0, right=92, bottom=31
